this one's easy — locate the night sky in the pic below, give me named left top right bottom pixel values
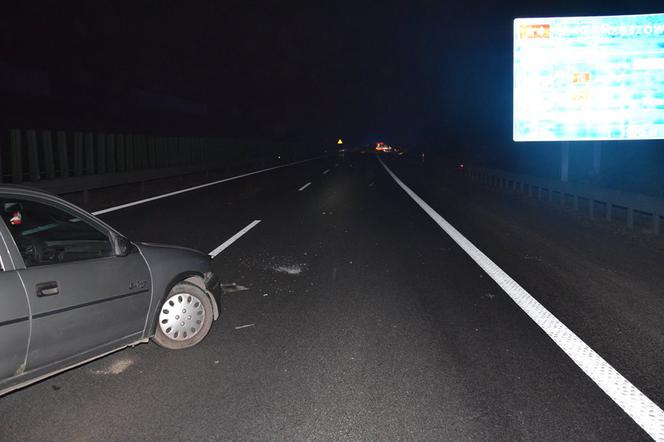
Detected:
left=2, top=0, right=661, bottom=145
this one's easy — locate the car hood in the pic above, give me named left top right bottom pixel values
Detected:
left=134, top=241, right=209, bottom=259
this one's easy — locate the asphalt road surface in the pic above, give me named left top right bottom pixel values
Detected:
left=1, top=152, right=663, bottom=441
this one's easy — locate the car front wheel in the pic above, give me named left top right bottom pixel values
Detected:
left=153, top=281, right=214, bottom=350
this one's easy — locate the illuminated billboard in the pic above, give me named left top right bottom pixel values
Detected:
left=513, top=13, right=664, bottom=141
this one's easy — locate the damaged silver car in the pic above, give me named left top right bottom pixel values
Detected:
left=0, top=185, right=221, bottom=396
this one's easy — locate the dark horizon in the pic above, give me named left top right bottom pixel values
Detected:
left=2, top=0, right=661, bottom=146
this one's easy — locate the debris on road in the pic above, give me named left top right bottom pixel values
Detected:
left=222, top=283, right=250, bottom=293
left=235, top=323, right=255, bottom=330
left=90, top=357, right=135, bottom=375
left=273, top=264, right=307, bottom=275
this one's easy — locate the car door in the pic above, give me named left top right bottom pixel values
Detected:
left=0, top=195, right=152, bottom=372
left=0, top=221, right=30, bottom=383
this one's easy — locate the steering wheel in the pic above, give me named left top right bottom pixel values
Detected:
left=17, top=236, right=59, bottom=266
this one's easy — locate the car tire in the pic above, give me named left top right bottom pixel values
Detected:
left=153, top=281, right=214, bottom=350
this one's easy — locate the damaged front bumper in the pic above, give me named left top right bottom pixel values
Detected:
left=204, top=271, right=222, bottom=313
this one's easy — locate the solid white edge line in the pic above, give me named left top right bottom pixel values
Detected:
left=208, top=220, right=261, bottom=258
left=298, top=182, right=312, bottom=191
left=377, top=156, right=664, bottom=441
left=92, top=157, right=323, bottom=216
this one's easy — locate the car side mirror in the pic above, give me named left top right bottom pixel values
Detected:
left=112, top=234, right=132, bottom=257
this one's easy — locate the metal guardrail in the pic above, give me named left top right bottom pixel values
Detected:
left=1, top=129, right=311, bottom=201
left=465, top=166, right=664, bottom=235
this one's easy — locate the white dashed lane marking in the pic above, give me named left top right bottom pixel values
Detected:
left=92, top=158, right=321, bottom=216
left=378, top=156, right=664, bottom=442
left=208, top=220, right=261, bottom=258
left=298, top=182, right=312, bottom=191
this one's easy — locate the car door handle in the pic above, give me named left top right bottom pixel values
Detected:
left=36, top=281, right=59, bottom=297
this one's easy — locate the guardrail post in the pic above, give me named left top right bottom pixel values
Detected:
left=106, top=134, right=116, bottom=173
left=626, top=207, right=634, bottom=229
left=73, top=132, right=83, bottom=176
left=161, top=137, right=169, bottom=166
left=162, top=137, right=169, bottom=166
left=126, top=135, right=135, bottom=170
left=177, top=137, right=185, bottom=166
left=85, top=132, right=95, bottom=175
left=96, top=133, right=106, bottom=174
left=117, top=134, right=126, bottom=172
left=147, top=136, right=156, bottom=168
left=10, top=129, right=22, bottom=183
left=188, top=137, right=195, bottom=165
left=655, top=215, right=661, bottom=235
left=56, top=131, right=69, bottom=178
left=166, top=136, right=174, bottom=167
left=203, top=139, right=210, bottom=176
left=196, top=138, right=203, bottom=165
left=42, top=131, right=55, bottom=179
left=168, top=137, right=178, bottom=166
left=136, top=135, right=147, bottom=169
left=153, top=136, right=163, bottom=168
left=26, top=129, right=40, bottom=181
left=606, top=203, right=612, bottom=222
left=190, top=138, right=197, bottom=166
left=184, top=137, right=191, bottom=165
left=589, top=199, right=595, bottom=218
left=132, top=135, right=140, bottom=169
left=573, top=195, right=579, bottom=212
left=192, top=138, right=199, bottom=166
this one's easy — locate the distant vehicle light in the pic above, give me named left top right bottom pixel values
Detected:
left=375, top=142, right=393, bottom=153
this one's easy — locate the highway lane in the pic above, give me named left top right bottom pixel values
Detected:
left=384, top=153, right=664, bottom=421
left=0, top=153, right=658, bottom=441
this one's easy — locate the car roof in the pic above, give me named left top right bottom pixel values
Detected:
left=0, top=184, right=125, bottom=237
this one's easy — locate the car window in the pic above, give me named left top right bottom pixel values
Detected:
left=1, top=198, right=113, bottom=267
